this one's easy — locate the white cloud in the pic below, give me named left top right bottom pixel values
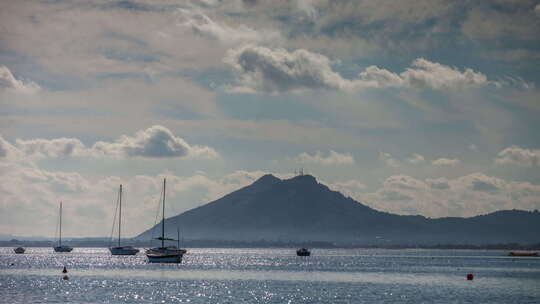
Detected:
left=378, top=152, right=400, bottom=167
left=400, top=58, right=488, bottom=89
left=15, top=138, right=87, bottom=159
left=348, top=173, right=540, bottom=218
left=0, top=160, right=288, bottom=237
left=432, top=158, right=460, bottom=166
left=407, top=153, right=425, bottom=164
left=176, top=8, right=281, bottom=45
left=0, top=65, right=40, bottom=93
left=495, top=146, right=540, bottom=166
left=358, top=65, right=404, bottom=88
left=224, top=46, right=493, bottom=93
left=224, top=45, right=355, bottom=93
left=296, top=150, right=355, bottom=165
left=91, top=125, right=218, bottom=159
left=1, top=126, right=219, bottom=160
left=0, top=135, right=22, bottom=160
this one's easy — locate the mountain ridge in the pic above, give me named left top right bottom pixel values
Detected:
left=137, top=174, right=540, bottom=245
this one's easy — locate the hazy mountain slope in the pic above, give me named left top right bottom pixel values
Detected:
left=137, top=174, right=540, bottom=245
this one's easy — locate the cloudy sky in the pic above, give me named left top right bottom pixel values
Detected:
left=1, top=0, right=540, bottom=238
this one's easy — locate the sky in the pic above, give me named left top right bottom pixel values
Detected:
left=1, top=0, right=540, bottom=238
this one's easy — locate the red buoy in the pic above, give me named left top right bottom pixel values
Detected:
left=466, top=273, right=474, bottom=280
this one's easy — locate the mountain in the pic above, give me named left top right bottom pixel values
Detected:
left=137, top=174, right=540, bottom=245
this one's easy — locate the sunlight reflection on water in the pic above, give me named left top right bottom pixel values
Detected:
left=1, top=248, right=539, bottom=303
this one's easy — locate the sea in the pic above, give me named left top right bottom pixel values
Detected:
left=1, top=247, right=539, bottom=303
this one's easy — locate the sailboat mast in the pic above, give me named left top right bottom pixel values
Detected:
left=59, top=202, right=62, bottom=247
left=118, top=184, right=122, bottom=247
left=162, top=178, right=166, bottom=248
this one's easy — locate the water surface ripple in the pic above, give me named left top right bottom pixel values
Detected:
left=1, top=248, right=539, bottom=303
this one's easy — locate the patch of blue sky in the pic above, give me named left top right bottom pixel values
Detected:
left=217, top=93, right=325, bottom=122
left=0, top=52, right=84, bottom=91
left=153, top=103, right=207, bottom=121
left=103, top=31, right=149, bottom=48
left=189, top=68, right=235, bottom=91
left=97, top=0, right=179, bottom=13
left=102, top=48, right=160, bottom=63
left=95, top=72, right=153, bottom=82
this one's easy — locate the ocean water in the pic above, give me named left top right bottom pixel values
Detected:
left=1, top=248, right=539, bottom=303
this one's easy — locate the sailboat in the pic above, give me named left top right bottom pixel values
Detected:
left=109, top=184, right=139, bottom=255
left=146, top=178, right=186, bottom=263
left=53, top=202, right=73, bottom=253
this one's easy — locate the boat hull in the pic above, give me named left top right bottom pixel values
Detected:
left=146, top=247, right=187, bottom=255
left=14, top=247, right=25, bottom=254
left=54, top=246, right=73, bottom=252
left=146, top=247, right=185, bottom=263
left=147, top=253, right=183, bottom=263
left=110, top=246, right=139, bottom=255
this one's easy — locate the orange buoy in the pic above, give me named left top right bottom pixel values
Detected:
left=466, top=273, right=474, bottom=280
left=62, top=266, right=67, bottom=273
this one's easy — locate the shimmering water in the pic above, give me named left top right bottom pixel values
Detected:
left=1, top=248, right=539, bottom=303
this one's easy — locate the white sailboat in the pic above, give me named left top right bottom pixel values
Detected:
left=109, top=184, right=139, bottom=255
left=53, top=202, right=73, bottom=253
left=146, top=178, right=186, bottom=263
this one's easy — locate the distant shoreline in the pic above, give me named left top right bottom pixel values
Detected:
left=2, top=239, right=539, bottom=250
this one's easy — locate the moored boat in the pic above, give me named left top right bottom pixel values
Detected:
left=14, top=247, right=25, bottom=254
left=109, top=184, right=139, bottom=256
left=110, top=246, right=139, bottom=255
left=146, top=178, right=186, bottom=263
left=53, top=202, right=73, bottom=253
left=296, top=248, right=311, bottom=256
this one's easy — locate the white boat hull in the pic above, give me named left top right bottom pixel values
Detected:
left=54, top=246, right=73, bottom=252
left=110, top=246, right=139, bottom=255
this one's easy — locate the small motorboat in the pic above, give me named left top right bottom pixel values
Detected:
left=296, top=248, right=311, bottom=256
left=14, top=247, right=25, bottom=254
left=508, top=251, right=538, bottom=257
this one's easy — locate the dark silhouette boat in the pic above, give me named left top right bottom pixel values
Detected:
left=109, top=184, right=139, bottom=256
left=296, top=248, right=311, bottom=256
left=14, top=247, right=25, bottom=254
left=53, top=202, right=73, bottom=253
left=146, top=178, right=186, bottom=263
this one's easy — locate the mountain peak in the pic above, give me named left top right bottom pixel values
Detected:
left=287, top=174, right=318, bottom=184
left=253, top=174, right=281, bottom=186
